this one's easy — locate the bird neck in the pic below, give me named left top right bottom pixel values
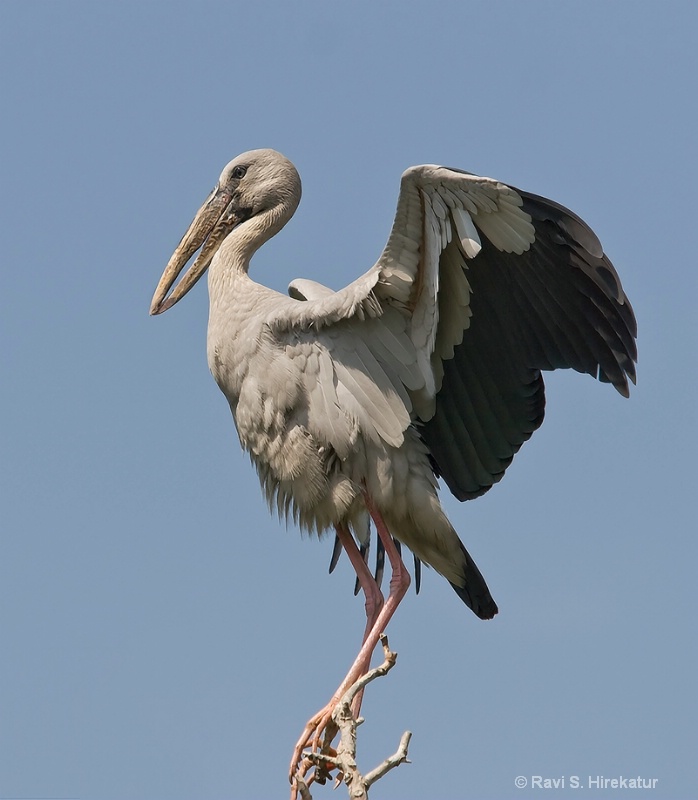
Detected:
left=214, top=202, right=292, bottom=275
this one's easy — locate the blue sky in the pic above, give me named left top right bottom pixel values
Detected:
left=1, top=2, right=696, bottom=798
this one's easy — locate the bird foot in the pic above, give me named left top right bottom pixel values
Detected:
left=289, top=703, right=341, bottom=795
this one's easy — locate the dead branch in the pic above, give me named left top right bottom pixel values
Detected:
left=292, top=634, right=411, bottom=799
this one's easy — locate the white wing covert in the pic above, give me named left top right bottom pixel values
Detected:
left=280, top=165, right=637, bottom=501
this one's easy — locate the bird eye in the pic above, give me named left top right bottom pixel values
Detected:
left=232, top=165, right=247, bottom=180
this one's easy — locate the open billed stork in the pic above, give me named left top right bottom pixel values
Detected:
left=150, top=148, right=636, bottom=785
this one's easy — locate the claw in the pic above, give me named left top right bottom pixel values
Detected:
left=289, top=704, right=339, bottom=785
left=289, top=714, right=343, bottom=800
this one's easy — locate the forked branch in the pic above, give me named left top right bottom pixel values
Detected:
left=292, top=635, right=412, bottom=800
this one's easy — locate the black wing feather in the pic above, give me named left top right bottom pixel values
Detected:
left=422, top=189, right=637, bottom=501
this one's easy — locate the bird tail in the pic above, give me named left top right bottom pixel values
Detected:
left=449, top=540, right=498, bottom=620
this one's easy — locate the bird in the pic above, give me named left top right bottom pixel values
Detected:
left=149, top=148, right=637, bottom=786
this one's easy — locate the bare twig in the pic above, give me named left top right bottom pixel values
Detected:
left=294, top=775, right=313, bottom=800
left=294, top=634, right=411, bottom=799
left=364, top=730, right=412, bottom=788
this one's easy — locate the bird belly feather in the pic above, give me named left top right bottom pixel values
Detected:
left=207, top=286, right=468, bottom=585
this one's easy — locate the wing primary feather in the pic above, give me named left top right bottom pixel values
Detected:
left=508, top=250, right=607, bottom=373
left=518, top=231, right=635, bottom=392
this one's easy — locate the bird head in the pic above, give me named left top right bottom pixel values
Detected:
left=149, top=149, right=301, bottom=315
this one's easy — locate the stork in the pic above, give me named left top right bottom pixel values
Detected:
left=150, top=148, right=636, bottom=787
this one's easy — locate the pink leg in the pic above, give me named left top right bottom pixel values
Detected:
left=290, top=500, right=411, bottom=786
left=334, top=497, right=412, bottom=691
left=333, top=524, right=382, bottom=719
left=335, top=523, right=385, bottom=649
left=290, top=523, right=383, bottom=787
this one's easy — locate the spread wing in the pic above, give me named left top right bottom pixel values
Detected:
left=279, top=164, right=637, bottom=500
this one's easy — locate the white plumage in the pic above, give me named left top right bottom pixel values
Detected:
left=150, top=148, right=637, bottom=778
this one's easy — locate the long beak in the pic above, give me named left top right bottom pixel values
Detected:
left=149, top=187, right=242, bottom=315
